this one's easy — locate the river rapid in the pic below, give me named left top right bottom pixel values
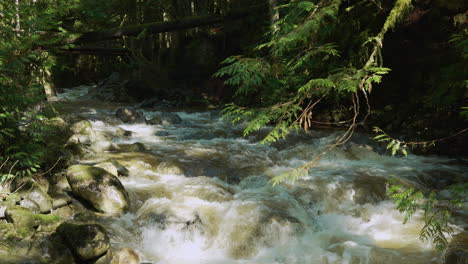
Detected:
left=55, top=86, right=467, bottom=264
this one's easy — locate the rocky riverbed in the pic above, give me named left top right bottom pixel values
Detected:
left=0, top=86, right=467, bottom=264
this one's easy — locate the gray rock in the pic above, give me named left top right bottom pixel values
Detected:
left=13, top=180, right=53, bottom=213
left=57, top=222, right=110, bottom=261
left=66, top=165, right=130, bottom=214
left=111, top=160, right=130, bottom=177
left=70, top=120, right=94, bottom=135
left=148, top=113, right=182, bottom=125
left=115, top=108, right=146, bottom=123
left=118, top=142, right=146, bottom=153
left=90, top=140, right=120, bottom=153
left=111, top=248, right=140, bottom=264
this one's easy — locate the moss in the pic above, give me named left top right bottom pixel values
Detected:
left=33, top=214, right=62, bottom=225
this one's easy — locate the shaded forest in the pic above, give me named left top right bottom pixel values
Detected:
left=0, top=0, right=467, bottom=263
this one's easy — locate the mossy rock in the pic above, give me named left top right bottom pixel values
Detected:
left=66, top=165, right=130, bottom=214
left=4, top=206, right=63, bottom=239
left=118, top=142, right=146, bottom=153
left=110, top=248, right=140, bottom=264
left=4, top=206, right=36, bottom=239
left=57, top=222, right=110, bottom=261
left=156, top=161, right=185, bottom=175
left=95, top=162, right=119, bottom=177
left=70, top=120, right=94, bottom=135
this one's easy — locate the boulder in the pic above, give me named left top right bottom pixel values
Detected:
left=352, top=175, right=387, bottom=205
left=111, top=248, right=140, bottom=264
left=95, top=161, right=129, bottom=177
left=156, top=161, right=185, bottom=175
left=98, top=115, right=124, bottom=126
left=90, top=140, right=120, bottom=153
left=11, top=179, right=53, bottom=213
left=445, top=232, right=468, bottom=264
left=148, top=112, right=182, bottom=125
left=118, top=142, right=146, bottom=152
left=111, top=160, right=130, bottom=177
left=4, top=206, right=62, bottom=239
left=115, top=108, right=146, bottom=123
left=70, top=120, right=94, bottom=135
left=57, top=222, right=110, bottom=261
left=95, top=162, right=119, bottom=177
left=114, top=128, right=132, bottom=137
left=4, top=206, right=36, bottom=239
left=66, top=165, right=130, bottom=214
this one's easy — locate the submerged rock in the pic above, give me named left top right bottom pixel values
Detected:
left=148, top=112, right=182, bottom=125
left=118, top=142, right=146, bottom=152
left=156, top=161, right=185, bottom=175
left=352, top=175, right=387, bottom=205
left=66, top=165, right=130, bottom=214
left=115, top=107, right=146, bottom=123
left=57, top=222, right=110, bottom=261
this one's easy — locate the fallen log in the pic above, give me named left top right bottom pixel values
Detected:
left=69, top=4, right=268, bottom=44
left=59, top=47, right=129, bottom=55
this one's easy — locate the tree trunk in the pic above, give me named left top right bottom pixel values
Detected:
left=69, top=3, right=268, bottom=44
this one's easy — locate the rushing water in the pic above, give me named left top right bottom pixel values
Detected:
left=55, top=87, right=467, bottom=264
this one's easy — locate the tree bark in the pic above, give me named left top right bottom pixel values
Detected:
left=69, top=4, right=268, bottom=44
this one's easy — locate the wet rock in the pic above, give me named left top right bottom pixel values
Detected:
left=4, top=206, right=61, bottom=239
left=95, top=162, right=119, bottom=177
left=99, top=115, right=124, bottom=126
left=95, top=160, right=129, bottom=177
left=155, top=130, right=171, bottom=137
left=0, top=220, right=18, bottom=239
left=66, top=142, right=93, bottom=157
left=111, top=160, right=130, bottom=177
left=352, top=175, right=387, bottom=205
left=104, top=152, right=162, bottom=173
left=37, top=234, right=77, bottom=264
left=156, top=161, right=185, bottom=175
left=50, top=192, right=72, bottom=209
left=57, top=222, right=110, bottom=261
left=70, top=120, right=94, bottom=135
left=90, top=140, right=120, bottom=153
left=0, top=193, right=21, bottom=219
left=110, top=248, right=140, bottom=264
left=115, top=107, right=146, bottom=123
left=49, top=171, right=72, bottom=193
left=66, top=165, right=130, bottom=214
left=68, top=134, right=93, bottom=145
left=52, top=205, right=74, bottom=219
left=148, top=112, right=182, bottom=125
left=445, top=232, right=468, bottom=264
left=114, top=128, right=132, bottom=137
left=119, top=142, right=146, bottom=152
left=12, top=179, right=53, bottom=213
left=95, top=250, right=114, bottom=264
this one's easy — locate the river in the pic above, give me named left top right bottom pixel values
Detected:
left=54, top=86, right=467, bottom=264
